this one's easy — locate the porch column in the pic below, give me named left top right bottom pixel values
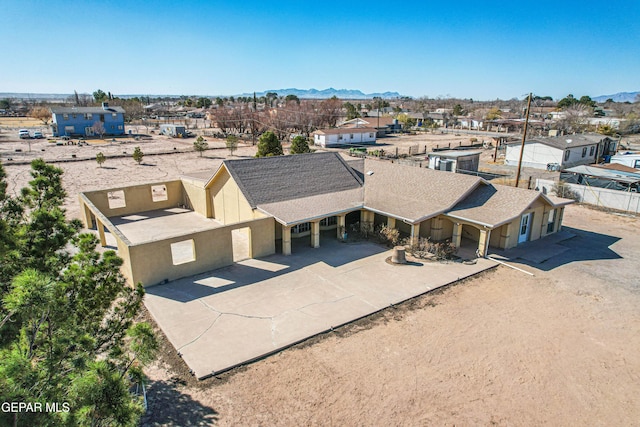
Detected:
left=478, top=229, right=491, bottom=257
left=557, top=207, right=565, bottom=231
left=452, top=223, right=462, bottom=248
left=410, top=222, right=421, bottom=245
left=337, top=214, right=346, bottom=239
left=96, top=219, right=107, bottom=247
left=282, top=226, right=291, bottom=256
left=81, top=202, right=94, bottom=229
left=387, top=217, right=396, bottom=229
left=431, top=217, right=443, bottom=241
left=311, top=220, right=320, bottom=248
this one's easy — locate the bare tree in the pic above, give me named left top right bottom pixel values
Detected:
left=92, top=121, right=106, bottom=139
left=30, top=107, right=51, bottom=125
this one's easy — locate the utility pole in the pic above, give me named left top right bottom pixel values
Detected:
left=515, top=93, right=532, bottom=188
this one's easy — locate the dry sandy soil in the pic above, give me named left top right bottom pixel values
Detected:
left=2, top=132, right=640, bottom=426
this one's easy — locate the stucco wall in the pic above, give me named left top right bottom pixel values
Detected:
left=210, top=169, right=256, bottom=224
left=83, top=180, right=184, bottom=217
left=127, top=217, right=275, bottom=287
left=182, top=178, right=210, bottom=217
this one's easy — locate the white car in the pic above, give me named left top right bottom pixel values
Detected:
left=33, top=131, right=44, bottom=139
left=19, top=129, right=30, bottom=139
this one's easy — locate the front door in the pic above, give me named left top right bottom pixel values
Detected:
left=518, top=213, right=532, bottom=244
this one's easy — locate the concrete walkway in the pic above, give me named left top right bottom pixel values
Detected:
left=144, top=239, right=497, bottom=379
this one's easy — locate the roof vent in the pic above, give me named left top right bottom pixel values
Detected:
left=366, top=171, right=374, bottom=176
left=566, top=139, right=572, bottom=144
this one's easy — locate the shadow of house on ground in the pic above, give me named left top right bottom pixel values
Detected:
left=146, top=238, right=388, bottom=303
left=491, top=226, right=622, bottom=272
left=141, top=379, right=218, bottom=426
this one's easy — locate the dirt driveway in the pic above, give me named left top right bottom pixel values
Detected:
left=141, top=204, right=640, bottom=426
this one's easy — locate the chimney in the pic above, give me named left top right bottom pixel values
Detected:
left=102, top=102, right=109, bottom=110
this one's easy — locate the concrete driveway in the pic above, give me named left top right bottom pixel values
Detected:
left=144, top=238, right=496, bottom=379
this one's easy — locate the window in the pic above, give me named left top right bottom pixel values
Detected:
left=369, top=133, right=374, bottom=138
left=151, top=185, right=168, bottom=202
left=112, top=113, right=117, bottom=119
left=320, top=217, right=337, bottom=226
left=547, top=209, right=556, bottom=233
left=99, top=114, right=105, bottom=122
left=581, top=147, right=587, bottom=157
left=84, top=113, right=92, bottom=120
left=350, top=134, right=354, bottom=139
left=171, top=239, right=196, bottom=265
left=635, top=160, right=640, bottom=168
left=63, top=114, right=69, bottom=120
left=564, top=150, right=570, bottom=161
left=589, top=146, right=595, bottom=156
left=117, top=125, right=123, bottom=130
left=107, top=190, right=126, bottom=209
left=72, top=114, right=76, bottom=119
left=291, top=222, right=310, bottom=234
left=338, top=134, right=343, bottom=140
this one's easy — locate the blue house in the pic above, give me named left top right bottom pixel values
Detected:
left=50, top=102, right=126, bottom=137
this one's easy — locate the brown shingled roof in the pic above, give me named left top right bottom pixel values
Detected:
left=447, top=183, right=574, bottom=228
left=362, top=158, right=484, bottom=223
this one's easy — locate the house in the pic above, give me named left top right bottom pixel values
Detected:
left=339, top=117, right=401, bottom=136
left=50, top=102, right=125, bottom=137
left=78, top=152, right=573, bottom=287
left=505, top=134, right=617, bottom=170
left=610, top=153, right=640, bottom=169
left=312, top=128, right=377, bottom=147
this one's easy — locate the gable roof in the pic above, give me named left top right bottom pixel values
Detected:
left=313, top=127, right=376, bottom=135
left=362, top=158, right=484, bottom=223
left=447, top=183, right=574, bottom=228
left=507, top=134, right=608, bottom=150
left=210, top=152, right=363, bottom=209
left=50, top=106, right=126, bottom=114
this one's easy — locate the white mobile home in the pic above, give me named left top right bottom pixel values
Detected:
left=312, top=128, right=376, bottom=148
left=505, top=134, right=617, bottom=170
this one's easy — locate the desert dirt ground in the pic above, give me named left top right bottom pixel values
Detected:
left=2, top=131, right=640, bottom=426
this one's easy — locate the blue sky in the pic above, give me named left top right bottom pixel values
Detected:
left=1, top=0, right=638, bottom=100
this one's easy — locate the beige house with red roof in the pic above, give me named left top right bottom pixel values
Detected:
left=79, top=153, right=572, bottom=286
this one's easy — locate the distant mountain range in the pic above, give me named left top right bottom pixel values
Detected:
left=1, top=89, right=637, bottom=102
left=242, top=88, right=403, bottom=100
left=593, top=91, right=639, bottom=103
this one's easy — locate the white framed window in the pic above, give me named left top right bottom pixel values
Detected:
left=291, top=222, right=310, bottom=234
left=63, top=114, right=69, bottom=120
left=581, top=147, right=587, bottom=157
left=320, top=217, right=337, bottom=226
left=547, top=209, right=556, bottom=233
left=589, top=146, right=595, bottom=156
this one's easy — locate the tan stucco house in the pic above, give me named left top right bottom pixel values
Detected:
left=79, top=152, right=573, bottom=287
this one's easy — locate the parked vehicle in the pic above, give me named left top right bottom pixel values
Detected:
left=19, top=129, right=30, bottom=139
left=33, top=131, right=43, bottom=139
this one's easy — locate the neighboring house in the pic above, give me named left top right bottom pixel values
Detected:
left=610, top=153, right=640, bottom=169
left=79, top=153, right=573, bottom=287
left=50, top=102, right=125, bottom=137
left=312, top=128, right=377, bottom=147
left=339, top=117, right=401, bottom=135
left=505, top=134, right=617, bottom=170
